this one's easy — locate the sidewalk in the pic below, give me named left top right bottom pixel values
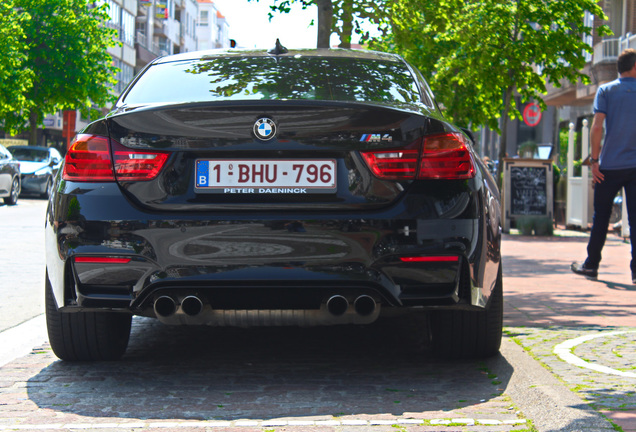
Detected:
left=502, top=227, right=636, bottom=431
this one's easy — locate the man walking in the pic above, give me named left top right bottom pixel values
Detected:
left=571, top=48, right=636, bottom=283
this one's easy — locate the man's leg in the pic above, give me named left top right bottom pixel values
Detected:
left=584, top=170, right=622, bottom=269
left=621, top=168, right=636, bottom=279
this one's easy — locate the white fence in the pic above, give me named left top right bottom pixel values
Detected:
left=566, top=121, right=593, bottom=228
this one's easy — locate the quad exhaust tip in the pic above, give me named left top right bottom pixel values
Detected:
left=154, top=294, right=376, bottom=322
left=154, top=295, right=204, bottom=318
left=154, top=295, right=177, bottom=318
left=326, top=295, right=349, bottom=316
left=326, top=294, right=377, bottom=317
left=181, top=295, right=203, bottom=316
left=354, top=295, right=376, bottom=317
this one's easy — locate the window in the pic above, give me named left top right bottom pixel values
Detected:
left=105, top=0, right=121, bottom=27
left=606, top=0, right=624, bottom=36
left=121, top=10, right=135, bottom=46
left=200, top=10, right=208, bottom=26
left=115, top=62, right=135, bottom=94
left=583, top=11, right=594, bottom=62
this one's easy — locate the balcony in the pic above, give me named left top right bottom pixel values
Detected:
left=620, top=33, right=636, bottom=51
left=593, top=38, right=620, bottom=65
left=135, top=31, right=160, bottom=65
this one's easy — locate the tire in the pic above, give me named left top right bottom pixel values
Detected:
left=41, top=177, right=52, bottom=199
left=45, top=272, right=132, bottom=361
left=430, top=266, right=503, bottom=359
left=3, top=177, right=19, bottom=205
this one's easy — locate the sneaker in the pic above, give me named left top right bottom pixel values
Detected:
left=570, top=262, right=598, bottom=280
left=632, top=273, right=636, bottom=284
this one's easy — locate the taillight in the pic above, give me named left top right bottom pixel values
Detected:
left=360, top=132, right=475, bottom=180
left=419, top=133, right=475, bottom=179
left=63, top=134, right=115, bottom=181
left=112, top=141, right=169, bottom=181
left=360, top=147, right=419, bottom=179
left=63, top=134, right=169, bottom=182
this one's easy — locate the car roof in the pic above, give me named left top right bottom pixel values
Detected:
left=153, top=47, right=404, bottom=65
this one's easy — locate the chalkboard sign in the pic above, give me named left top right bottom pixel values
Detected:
left=509, top=166, right=547, bottom=215
left=503, top=159, right=553, bottom=232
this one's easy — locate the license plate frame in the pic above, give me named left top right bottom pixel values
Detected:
left=195, top=159, right=337, bottom=194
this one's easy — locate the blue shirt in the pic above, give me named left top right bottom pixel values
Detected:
left=593, top=77, right=636, bottom=170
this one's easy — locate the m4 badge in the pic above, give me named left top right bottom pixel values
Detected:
left=360, top=134, right=393, bottom=143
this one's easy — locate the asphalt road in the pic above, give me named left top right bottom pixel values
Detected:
left=0, top=197, right=47, bottom=332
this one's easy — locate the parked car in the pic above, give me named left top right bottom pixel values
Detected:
left=0, top=144, right=21, bottom=205
left=45, top=45, right=503, bottom=361
left=8, top=146, right=62, bottom=198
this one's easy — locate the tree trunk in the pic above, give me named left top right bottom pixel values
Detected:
left=496, top=87, right=514, bottom=189
left=338, top=0, right=353, bottom=48
left=316, top=0, right=333, bottom=48
left=28, top=111, right=38, bottom=146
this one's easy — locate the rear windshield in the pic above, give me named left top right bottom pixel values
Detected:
left=9, top=147, right=49, bottom=162
left=121, top=56, right=425, bottom=106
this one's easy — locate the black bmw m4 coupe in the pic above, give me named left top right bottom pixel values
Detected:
left=45, top=45, right=503, bottom=361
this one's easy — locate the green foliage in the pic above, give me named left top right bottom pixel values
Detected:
left=558, top=127, right=588, bottom=176
left=516, top=216, right=553, bottom=236
left=247, top=0, right=390, bottom=47
left=552, top=162, right=561, bottom=188
left=0, top=0, right=119, bottom=137
left=558, top=127, right=573, bottom=169
left=381, top=0, right=610, bottom=131
left=0, top=0, right=33, bottom=130
left=518, top=140, right=537, bottom=157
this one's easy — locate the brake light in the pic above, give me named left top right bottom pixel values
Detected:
left=360, top=133, right=475, bottom=180
left=419, top=133, right=475, bottom=179
left=63, top=134, right=115, bottom=181
left=112, top=141, right=169, bottom=181
left=360, top=147, right=419, bottom=179
left=62, top=134, right=169, bottom=182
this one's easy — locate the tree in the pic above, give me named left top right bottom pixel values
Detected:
left=3, top=0, right=119, bottom=145
left=378, top=0, right=610, bottom=183
left=0, top=0, right=33, bottom=131
left=248, top=0, right=389, bottom=48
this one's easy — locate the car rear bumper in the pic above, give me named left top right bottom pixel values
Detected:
left=45, top=182, right=500, bottom=325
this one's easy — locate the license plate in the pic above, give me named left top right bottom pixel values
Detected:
left=195, top=159, right=337, bottom=194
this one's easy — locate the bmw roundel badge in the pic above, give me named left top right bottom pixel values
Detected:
left=254, top=117, right=277, bottom=141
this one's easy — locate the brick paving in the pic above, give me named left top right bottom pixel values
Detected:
left=503, top=228, right=636, bottom=432
left=0, top=319, right=533, bottom=431
left=0, top=225, right=635, bottom=431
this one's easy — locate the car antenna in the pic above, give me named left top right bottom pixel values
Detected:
left=268, top=39, right=288, bottom=55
